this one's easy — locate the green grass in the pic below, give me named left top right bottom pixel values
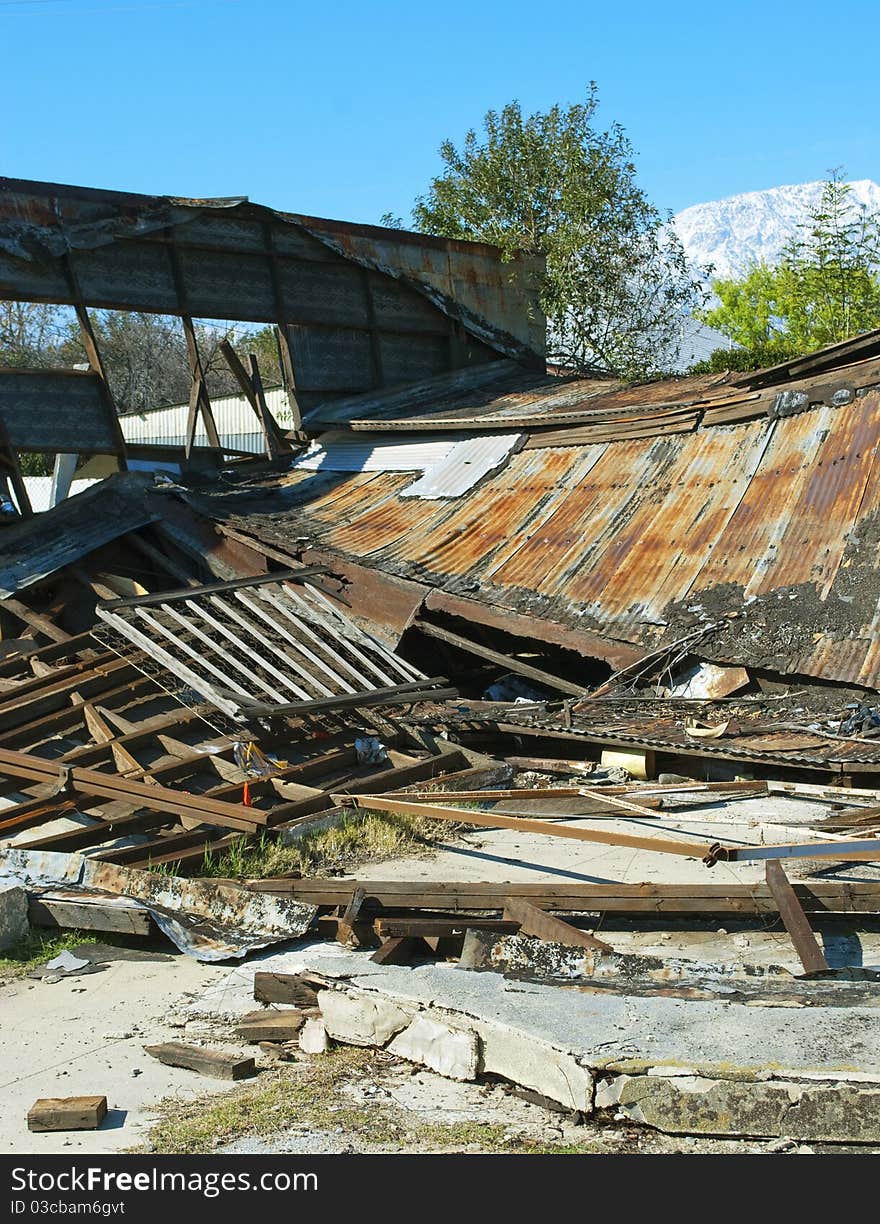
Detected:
left=0, top=929, right=98, bottom=979
left=187, top=807, right=464, bottom=881
left=145, top=1046, right=607, bottom=1155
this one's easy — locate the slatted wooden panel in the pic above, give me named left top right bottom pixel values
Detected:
left=96, top=572, right=431, bottom=720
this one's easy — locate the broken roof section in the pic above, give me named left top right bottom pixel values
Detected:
left=0, top=472, right=158, bottom=598
left=190, top=335, right=880, bottom=691
left=0, top=176, right=545, bottom=412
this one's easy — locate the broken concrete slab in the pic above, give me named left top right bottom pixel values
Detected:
left=387, top=1013, right=480, bottom=1081
left=180, top=939, right=880, bottom=1139
left=478, top=1023, right=593, bottom=1113
left=0, top=881, right=28, bottom=951
left=317, top=988, right=413, bottom=1047
left=596, top=1072, right=880, bottom=1143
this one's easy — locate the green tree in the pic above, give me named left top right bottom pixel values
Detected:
left=697, top=171, right=880, bottom=369
left=411, top=87, right=705, bottom=378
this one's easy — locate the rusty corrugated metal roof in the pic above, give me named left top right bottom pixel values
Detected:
left=190, top=379, right=880, bottom=690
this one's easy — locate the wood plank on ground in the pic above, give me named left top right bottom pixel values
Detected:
left=28, top=1096, right=107, bottom=1132
left=144, top=1042, right=255, bottom=1080
left=236, top=1009, right=304, bottom=1042
left=28, top=897, right=152, bottom=936
left=253, top=972, right=320, bottom=1008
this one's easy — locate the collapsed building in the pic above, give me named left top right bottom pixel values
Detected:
left=3, top=176, right=880, bottom=1147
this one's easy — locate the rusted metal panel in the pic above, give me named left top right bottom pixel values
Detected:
left=202, top=384, right=880, bottom=688
left=0, top=177, right=544, bottom=391
left=0, top=848, right=316, bottom=960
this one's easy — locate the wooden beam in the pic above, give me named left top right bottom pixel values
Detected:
left=502, top=896, right=613, bottom=953
left=764, top=859, right=830, bottom=974
left=28, top=896, right=152, bottom=936
left=240, top=877, right=880, bottom=916
left=144, top=1042, right=255, bottom=1080
left=344, top=793, right=715, bottom=859
left=2, top=597, right=70, bottom=644
left=414, top=619, right=588, bottom=699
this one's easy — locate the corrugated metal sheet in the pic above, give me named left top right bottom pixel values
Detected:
left=291, top=431, right=457, bottom=472
left=194, top=386, right=880, bottom=689
left=289, top=430, right=523, bottom=499
left=400, top=434, right=523, bottom=499
left=120, top=386, right=293, bottom=453
left=303, top=362, right=735, bottom=432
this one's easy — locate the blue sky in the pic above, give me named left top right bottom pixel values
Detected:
left=2, top=0, right=877, bottom=224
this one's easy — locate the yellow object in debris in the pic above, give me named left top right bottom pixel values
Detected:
left=600, top=748, right=655, bottom=780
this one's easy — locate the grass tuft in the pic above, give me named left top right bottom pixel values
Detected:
left=188, top=808, right=462, bottom=881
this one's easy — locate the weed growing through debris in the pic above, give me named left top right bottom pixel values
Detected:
left=0, top=929, right=98, bottom=980
left=145, top=1046, right=607, bottom=1155
left=186, top=808, right=463, bottom=880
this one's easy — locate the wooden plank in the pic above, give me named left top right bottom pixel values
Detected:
left=502, top=896, right=613, bottom=952
left=0, top=746, right=265, bottom=833
left=28, top=896, right=152, bottom=936
left=336, top=885, right=368, bottom=948
left=344, top=793, right=714, bottom=859
left=241, top=877, right=880, bottom=916
left=374, top=916, right=520, bottom=938
left=764, top=860, right=830, bottom=974
left=144, top=1042, right=255, bottom=1080
left=253, top=972, right=320, bottom=1008
left=28, top=1096, right=107, bottom=1132
left=413, top=619, right=587, bottom=699
left=2, top=597, right=70, bottom=644
left=236, top=1009, right=304, bottom=1042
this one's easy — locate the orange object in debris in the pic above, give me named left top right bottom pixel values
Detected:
left=242, top=782, right=252, bottom=806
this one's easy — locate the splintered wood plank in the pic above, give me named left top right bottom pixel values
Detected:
left=335, top=885, right=368, bottom=948
left=502, top=896, right=613, bottom=953
left=28, top=1096, right=107, bottom=1132
left=764, top=859, right=830, bottom=974
left=253, top=972, right=320, bottom=1008
left=144, top=1042, right=255, bottom=1080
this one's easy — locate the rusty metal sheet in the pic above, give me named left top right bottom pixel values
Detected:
left=0, top=848, right=317, bottom=961
left=188, top=384, right=880, bottom=690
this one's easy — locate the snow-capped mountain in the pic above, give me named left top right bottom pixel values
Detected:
left=673, top=179, right=880, bottom=281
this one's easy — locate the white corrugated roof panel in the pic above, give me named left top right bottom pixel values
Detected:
left=401, top=434, right=523, bottom=499
left=290, top=431, right=457, bottom=473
